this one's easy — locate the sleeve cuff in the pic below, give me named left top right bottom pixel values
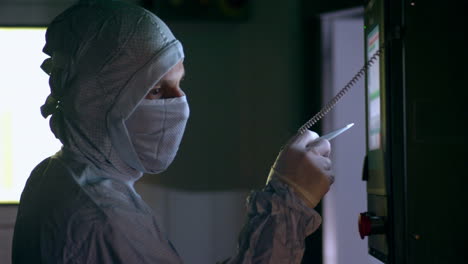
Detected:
left=246, top=177, right=322, bottom=236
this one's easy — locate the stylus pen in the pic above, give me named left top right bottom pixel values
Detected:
left=317, top=123, right=354, bottom=142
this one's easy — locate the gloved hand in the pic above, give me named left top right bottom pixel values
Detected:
left=267, top=130, right=334, bottom=209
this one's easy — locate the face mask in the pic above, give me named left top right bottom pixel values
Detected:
left=125, top=96, right=190, bottom=174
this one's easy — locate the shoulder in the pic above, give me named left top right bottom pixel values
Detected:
left=23, top=157, right=52, bottom=187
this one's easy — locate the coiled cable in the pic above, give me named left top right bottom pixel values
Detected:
left=297, top=46, right=385, bottom=134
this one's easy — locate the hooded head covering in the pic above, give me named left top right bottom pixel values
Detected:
left=40, top=0, right=185, bottom=181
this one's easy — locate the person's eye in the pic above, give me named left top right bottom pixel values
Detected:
left=150, top=88, right=161, bottom=95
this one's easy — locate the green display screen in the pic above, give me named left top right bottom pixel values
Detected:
left=366, top=25, right=381, bottom=151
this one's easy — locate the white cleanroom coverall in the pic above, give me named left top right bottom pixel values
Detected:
left=12, top=1, right=324, bottom=263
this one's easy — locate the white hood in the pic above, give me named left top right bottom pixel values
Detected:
left=40, top=0, right=184, bottom=181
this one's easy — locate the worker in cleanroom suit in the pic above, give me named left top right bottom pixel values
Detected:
left=12, top=1, right=334, bottom=263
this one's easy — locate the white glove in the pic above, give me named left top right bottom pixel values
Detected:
left=267, top=130, right=334, bottom=208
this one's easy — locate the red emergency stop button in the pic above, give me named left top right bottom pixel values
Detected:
left=358, top=212, right=386, bottom=239
left=359, top=213, right=372, bottom=239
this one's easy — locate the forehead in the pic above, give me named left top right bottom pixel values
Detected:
left=161, top=61, right=185, bottom=81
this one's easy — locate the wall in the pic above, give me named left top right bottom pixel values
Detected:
left=0, top=207, right=16, bottom=262
left=153, top=0, right=306, bottom=190
left=135, top=183, right=249, bottom=263
left=320, top=8, right=370, bottom=264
